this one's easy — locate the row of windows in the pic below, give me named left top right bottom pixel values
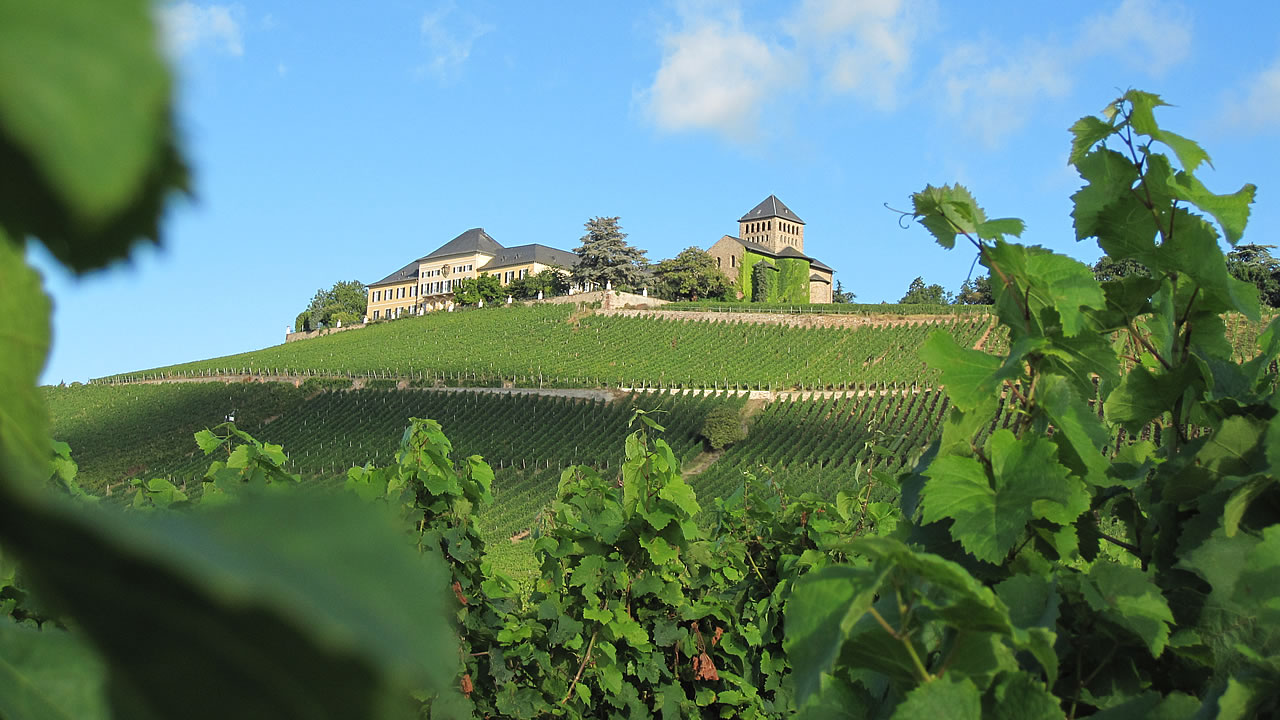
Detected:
left=715, top=255, right=738, bottom=269
left=744, top=220, right=801, bottom=237
left=371, top=285, right=420, bottom=303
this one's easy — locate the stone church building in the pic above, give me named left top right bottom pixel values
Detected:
left=707, top=195, right=835, bottom=303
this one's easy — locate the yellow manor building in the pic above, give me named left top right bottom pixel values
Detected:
left=365, top=228, right=578, bottom=320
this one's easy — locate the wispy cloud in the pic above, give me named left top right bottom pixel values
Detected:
left=643, top=9, right=796, bottom=142
left=934, top=0, right=1193, bottom=146
left=641, top=0, right=929, bottom=142
left=1222, top=55, right=1280, bottom=133
left=156, top=2, right=244, bottom=58
left=1079, top=0, right=1192, bottom=76
left=418, top=1, right=494, bottom=82
left=786, top=0, right=930, bottom=111
left=936, top=40, right=1074, bottom=147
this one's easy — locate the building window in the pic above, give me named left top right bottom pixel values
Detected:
left=373, top=310, right=380, bottom=319
left=731, top=255, right=736, bottom=268
left=520, top=268, right=528, bottom=279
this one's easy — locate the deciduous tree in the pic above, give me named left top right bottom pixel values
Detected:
left=299, top=280, right=367, bottom=327
left=650, top=247, right=732, bottom=301
left=898, top=276, right=950, bottom=304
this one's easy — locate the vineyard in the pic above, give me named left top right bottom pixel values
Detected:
left=10, top=18, right=1280, bottom=715
left=94, top=303, right=996, bottom=389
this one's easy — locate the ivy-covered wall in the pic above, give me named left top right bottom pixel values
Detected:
left=776, top=258, right=810, bottom=304
left=740, top=250, right=771, bottom=302
left=739, top=250, right=811, bottom=303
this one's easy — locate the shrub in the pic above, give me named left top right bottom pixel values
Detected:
left=700, top=405, right=744, bottom=450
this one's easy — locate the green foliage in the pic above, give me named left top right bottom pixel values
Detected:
left=571, top=216, right=648, bottom=291
left=700, top=405, right=745, bottom=450
left=774, top=258, right=809, bottom=304
left=1227, top=244, right=1280, bottom=308
left=97, top=303, right=999, bottom=390
left=301, top=279, right=367, bottom=328
left=956, top=274, right=993, bottom=305
left=0, top=2, right=461, bottom=716
left=753, top=261, right=779, bottom=302
left=651, top=246, right=733, bottom=301
left=508, top=267, right=570, bottom=300
left=0, top=0, right=188, bottom=274
left=899, top=276, right=952, bottom=305
left=453, top=273, right=504, bottom=305
left=788, top=89, right=1280, bottom=717
left=1091, top=255, right=1148, bottom=282
left=832, top=279, right=856, bottom=303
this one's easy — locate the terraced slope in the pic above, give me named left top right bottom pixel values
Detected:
left=97, top=304, right=993, bottom=390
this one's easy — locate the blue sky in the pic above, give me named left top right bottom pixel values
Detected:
left=31, top=0, right=1280, bottom=384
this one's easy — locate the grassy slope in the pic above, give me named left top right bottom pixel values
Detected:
left=97, top=303, right=994, bottom=389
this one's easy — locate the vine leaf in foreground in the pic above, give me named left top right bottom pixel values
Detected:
left=0, top=492, right=457, bottom=720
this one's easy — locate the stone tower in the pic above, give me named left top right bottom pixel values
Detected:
left=738, top=195, right=805, bottom=255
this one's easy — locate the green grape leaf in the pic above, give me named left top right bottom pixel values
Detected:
left=658, top=477, right=700, bottom=518
left=1151, top=128, right=1210, bottom=174
left=1037, top=375, right=1111, bottom=485
left=193, top=429, right=222, bottom=455
left=0, top=237, right=51, bottom=488
left=1161, top=209, right=1260, bottom=319
left=920, top=331, right=1004, bottom=412
left=922, top=431, right=1080, bottom=563
left=912, top=184, right=989, bottom=249
left=0, top=492, right=456, bottom=720
left=1069, top=115, right=1118, bottom=166
left=986, top=672, right=1063, bottom=720
left=1123, top=90, right=1169, bottom=136
left=1237, top=525, right=1280, bottom=625
left=1071, top=149, right=1139, bottom=241
left=1103, top=365, right=1187, bottom=434
left=975, top=218, right=1025, bottom=240
left=1023, top=252, right=1106, bottom=336
left=1162, top=172, right=1255, bottom=246
left=640, top=535, right=679, bottom=565
left=890, top=675, right=981, bottom=720
left=0, top=619, right=109, bottom=720
left=1080, top=563, right=1174, bottom=657
left=0, top=0, right=188, bottom=273
left=994, top=574, right=1060, bottom=630
left=784, top=564, right=889, bottom=704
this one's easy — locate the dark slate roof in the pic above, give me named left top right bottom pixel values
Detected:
left=368, top=259, right=420, bottom=288
left=729, top=237, right=834, bottom=274
left=739, top=195, right=804, bottom=224
left=755, top=259, right=777, bottom=270
left=483, top=244, right=579, bottom=271
left=420, top=227, right=504, bottom=261
left=809, top=273, right=830, bottom=283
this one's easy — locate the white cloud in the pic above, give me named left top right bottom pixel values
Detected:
left=932, top=0, right=1192, bottom=146
left=1080, top=0, right=1192, bottom=76
left=418, top=2, right=494, bottom=81
left=937, top=41, right=1073, bottom=147
left=643, top=14, right=796, bottom=141
left=786, top=0, right=927, bottom=110
left=156, top=2, right=244, bottom=58
left=1222, top=56, right=1280, bottom=133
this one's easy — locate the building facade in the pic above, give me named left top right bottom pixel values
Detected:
left=706, top=195, right=835, bottom=303
left=365, top=228, right=578, bottom=320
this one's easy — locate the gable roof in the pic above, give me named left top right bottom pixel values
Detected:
left=809, top=273, right=830, bottom=283
left=484, top=244, right=579, bottom=271
left=421, top=227, right=504, bottom=261
left=726, top=236, right=834, bottom=274
left=739, top=195, right=804, bottom=224
left=368, top=259, right=420, bottom=288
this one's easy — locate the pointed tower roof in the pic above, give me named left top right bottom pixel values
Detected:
left=421, top=228, right=504, bottom=260
left=739, top=195, right=804, bottom=224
